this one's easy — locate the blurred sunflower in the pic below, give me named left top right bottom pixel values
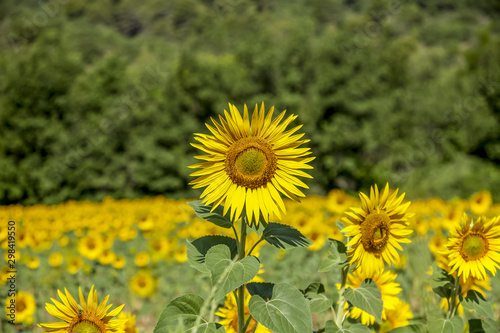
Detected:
left=67, top=256, right=83, bottom=274
left=38, top=285, right=127, bottom=333
left=134, top=252, right=150, bottom=267
left=189, top=102, right=314, bottom=226
left=5, top=291, right=36, bottom=325
left=342, top=270, right=402, bottom=325
left=49, top=252, right=63, bottom=267
left=112, top=256, right=126, bottom=270
left=379, top=299, right=413, bottom=333
left=99, top=249, right=117, bottom=265
left=470, top=191, right=492, bottom=215
left=445, top=214, right=500, bottom=280
left=118, top=312, right=138, bottom=333
left=129, top=270, right=157, bottom=298
left=78, top=234, right=104, bottom=260
left=341, top=184, right=413, bottom=275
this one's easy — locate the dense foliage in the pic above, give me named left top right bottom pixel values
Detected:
left=1, top=0, right=500, bottom=205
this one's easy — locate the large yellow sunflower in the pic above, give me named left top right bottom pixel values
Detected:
left=38, top=285, right=127, bottom=333
left=341, top=184, right=413, bottom=275
left=445, top=214, right=500, bottom=280
left=189, top=103, right=314, bottom=225
left=341, top=270, right=402, bottom=325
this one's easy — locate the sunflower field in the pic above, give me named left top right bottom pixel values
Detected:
left=2, top=0, right=500, bottom=333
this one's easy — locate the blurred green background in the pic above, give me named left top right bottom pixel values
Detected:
left=1, top=0, right=500, bottom=206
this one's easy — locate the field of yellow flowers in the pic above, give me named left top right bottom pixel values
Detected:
left=2, top=189, right=500, bottom=332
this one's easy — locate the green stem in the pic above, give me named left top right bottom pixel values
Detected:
left=336, top=265, right=350, bottom=328
left=237, top=215, right=248, bottom=333
left=448, top=276, right=460, bottom=319
left=247, top=237, right=264, bottom=257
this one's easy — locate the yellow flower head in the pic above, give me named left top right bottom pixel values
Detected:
left=38, top=285, right=127, bottom=333
left=67, top=256, right=84, bottom=274
left=78, top=234, right=104, bottom=260
left=470, top=191, right=492, bottom=215
left=129, top=270, right=157, bottom=298
left=189, top=102, right=314, bottom=226
left=5, top=291, right=36, bottom=325
left=49, top=252, right=64, bottom=267
left=134, top=252, right=150, bottom=267
left=445, top=214, right=500, bottom=280
left=379, top=299, right=413, bottom=333
left=118, top=312, right=138, bottom=333
left=342, top=184, right=413, bottom=275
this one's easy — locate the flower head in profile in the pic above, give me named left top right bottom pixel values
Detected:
left=341, top=184, right=413, bottom=275
left=444, top=214, right=500, bottom=280
left=38, top=285, right=127, bottom=333
left=379, top=299, right=413, bottom=333
left=189, top=103, right=314, bottom=226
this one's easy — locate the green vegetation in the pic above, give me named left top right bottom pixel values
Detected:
left=1, top=0, right=500, bottom=205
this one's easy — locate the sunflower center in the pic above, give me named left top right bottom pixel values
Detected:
left=71, top=320, right=104, bottom=333
left=225, top=137, right=277, bottom=189
left=462, top=233, right=488, bottom=260
left=235, top=148, right=267, bottom=176
left=360, top=212, right=390, bottom=253
left=17, top=300, right=26, bottom=312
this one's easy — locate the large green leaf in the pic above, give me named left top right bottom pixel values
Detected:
left=262, top=222, right=312, bottom=249
left=246, top=282, right=275, bottom=300
left=468, top=318, right=498, bottom=333
left=154, top=294, right=225, bottom=333
left=344, top=279, right=383, bottom=323
left=188, top=200, right=232, bottom=229
left=427, top=315, right=464, bottom=333
left=324, top=320, right=370, bottom=333
left=302, top=283, right=333, bottom=313
left=186, top=236, right=238, bottom=273
left=249, top=282, right=313, bottom=333
left=386, top=324, right=428, bottom=333
left=318, top=240, right=348, bottom=272
left=461, top=290, right=494, bottom=318
left=205, top=245, right=260, bottom=302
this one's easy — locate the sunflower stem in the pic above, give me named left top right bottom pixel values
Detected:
left=247, top=237, right=264, bottom=257
left=335, top=264, right=350, bottom=328
left=237, top=215, right=248, bottom=333
left=448, top=276, right=460, bottom=319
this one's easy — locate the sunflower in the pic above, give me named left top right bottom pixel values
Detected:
left=379, top=299, right=413, bottom=333
left=49, top=252, right=64, bottom=267
left=134, top=252, right=150, bottom=267
left=67, top=256, right=83, bottom=274
left=189, top=103, right=314, bottom=226
left=129, top=270, right=157, bottom=298
left=5, top=291, right=36, bottom=325
left=78, top=235, right=104, bottom=260
left=117, top=312, right=138, bottom=333
left=38, top=285, right=127, bottom=333
left=341, top=184, right=413, bottom=275
left=469, top=191, right=492, bottom=215
left=444, top=214, right=500, bottom=280
left=342, top=270, right=402, bottom=325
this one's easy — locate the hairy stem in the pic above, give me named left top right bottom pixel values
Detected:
left=237, top=215, right=248, bottom=333
left=335, top=265, right=350, bottom=328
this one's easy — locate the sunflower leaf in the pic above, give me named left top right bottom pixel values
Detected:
left=461, top=290, right=494, bottom=319
left=186, top=236, right=238, bottom=273
left=344, top=279, right=383, bottom=323
left=319, top=241, right=348, bottom=272
left=468, top=318, right=498, bottom=333
left=428, top=263, right=454, bottom=298
left=205, top=244, right=260, bottom=302
left=154, top=294, right=226, bottom=333
left=427, top=315, right=464, bottom=333
left=248, top=282, right=313, bottom=333
left=262, top=222, right=312, bottom=249
left=324, top=320, right=370, bottom=333
left=302, top=282, right=333, bottom=313
left=187, top=200, right=233, bottom=229
left=246, top=282, right=275, bottom=300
